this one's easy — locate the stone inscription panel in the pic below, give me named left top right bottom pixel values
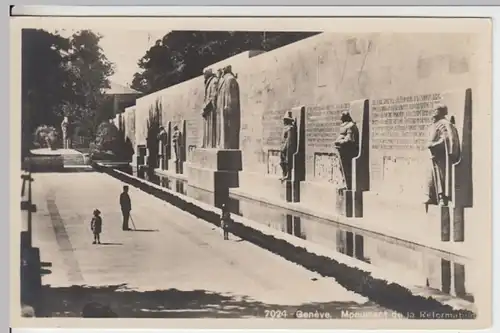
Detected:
left=370, top=93, right=442, bottom=198
left=305, top=103, right=350, bottom=182
left=262, top=108, right=289, bottom=147
left=381, top=155, right=426, bottom=199
left=185, top=119, right=199, bottom=148
left=371, top=93, right=442, bottom=151
left=188, top=145, right=197, bottom=161
left=314, top=152, right=346, bottom=189
left=306, top=103, right=350, bottom=151
left=268, top=150, right=281, bottom=176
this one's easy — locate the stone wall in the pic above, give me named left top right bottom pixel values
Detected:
left=126, top=31, right=483, bottom=241
left=133, top=32, right=476, bottom=168
left=123, top=106, right=136, bottom=150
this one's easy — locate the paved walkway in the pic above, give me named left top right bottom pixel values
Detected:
left=31, top=172, right=389, bottom=318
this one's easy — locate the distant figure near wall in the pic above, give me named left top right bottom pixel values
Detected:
left=279, top=111, right=297, bottom=181
left=215, top=65, right=241, bottom=149
left=424, top=104, right=461, bottom=206
left=157, top=126, right=168, bottom=160
left=61, top=116, right=72, bottom=149
left=334, top=110, right=360, bottom=190
left=201, top=68, right=219, bottom=148
left=172, top=125, right=183, bottom=162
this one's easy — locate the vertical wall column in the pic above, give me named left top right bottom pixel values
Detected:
left=136, top=145, right=147, bottom=169
left=439, top=88, right=473, bottom=242
left=167, top=120, right=187, bottom=174
left=335, top=99, right=370, bottom=218
left=185, top=149, right=242, bottom=208
left=350, top=99, right=370, bottom=217
left=288, top=106, right=306, bottom=203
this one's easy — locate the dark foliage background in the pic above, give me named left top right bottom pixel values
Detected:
left=22, top=29, right=114, bottom=158
left=131, top=31, right=319, bottom=94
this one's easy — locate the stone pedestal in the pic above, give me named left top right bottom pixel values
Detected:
left=335, top=189, right=354, bottom=218
left=185, top=148, right=242, bottom=208
left=134, top=145, right=147, bottom=169
left=300, top=99, right=369, bottom=217
left=168, top=159, right=184, bottom=174
left=362, top=192, right=457, bottom=243
left=158, top=154, right=165, bottom=170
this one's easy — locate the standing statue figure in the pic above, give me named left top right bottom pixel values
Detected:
left=215, top=65, right=241, bottom=149
left=172, top=125, right=183, bottom=162
left=61, top=116, right=72, bottom=149
left=201, top=68, right=219, bottom=148
left=424, top=104, right=461, bottom=207
left=279, top=111, right=297, bottom=181
left=334, top=110, right=360, bottom=190
left=157, top=126, right=168, bottom=163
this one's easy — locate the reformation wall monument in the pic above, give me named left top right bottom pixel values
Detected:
left=116, top=33, right=483, bottom=294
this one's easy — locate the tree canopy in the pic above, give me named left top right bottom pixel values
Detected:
left=131, top=31, right=319, bottom=94
left=22, top=29, right=115, bottom=157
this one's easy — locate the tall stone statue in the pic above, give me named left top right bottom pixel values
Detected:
left=424, top=104, right=461, bottom=206
left=172, top=125, right=183, bottom=162
left=201, top=68, right=219, bottom=148
left=334, top=110, right=360, bottom=190
left=157, top=126, right=168, bottom=162
left=279, top=111, right=297, bottom=181
left=61, top=116, right=72, bottom=149
left=215, top=65, right=241, bottom=149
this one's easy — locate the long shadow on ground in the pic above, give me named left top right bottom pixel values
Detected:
left=36, top=284, right=384, bottom=318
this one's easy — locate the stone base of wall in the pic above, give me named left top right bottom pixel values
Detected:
left=185, top=148, right=241, bottom=208
left=235, top=171, right=290, bottom=203
left=167, top=158, right=186, bottom=174
left=301, top=181, right=354, bottom=216
left=363, top=192, right=458, bottom=243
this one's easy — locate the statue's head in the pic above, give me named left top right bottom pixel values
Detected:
left=433, top=103, right=448, bottom=121
left=283, top=111, right=294, bottom=125
left=203, top=68, right=214, bottom=79
left=223, top=65, right=232, bottom=74
left=340, top=110, right=353, bottom=123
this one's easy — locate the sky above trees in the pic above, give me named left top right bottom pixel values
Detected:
left=51, top=28, right=167, bottom=87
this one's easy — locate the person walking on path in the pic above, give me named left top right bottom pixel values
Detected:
left=220, top=203, right=232, bottom=240
left=90, top=209, right=102, bottom=244
left=120, top=185, right=132, bottom=231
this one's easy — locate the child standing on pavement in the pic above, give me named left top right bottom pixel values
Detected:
left=220, top=204, right=232, bottom=240
left=91, top=209, right=102, bottom=244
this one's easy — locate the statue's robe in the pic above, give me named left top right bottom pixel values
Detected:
left=172, top=129, right=183, bottom=161
left=335, top=121, right=360, bottom=189
left=280, top=123, right=297, bottom=172
left=202, top=75, right=218, bottom=148
left=215, top=73, right=240, bottom=149
left=425, top=118, right=461, bottom=204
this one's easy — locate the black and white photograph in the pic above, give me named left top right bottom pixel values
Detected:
left=11, top=14, right=492, bottom=330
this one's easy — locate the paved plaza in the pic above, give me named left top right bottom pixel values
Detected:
left=31, top=171, right=388, bottom=318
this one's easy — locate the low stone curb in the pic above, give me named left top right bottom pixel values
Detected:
left=95, top=163, right=476, bottom=319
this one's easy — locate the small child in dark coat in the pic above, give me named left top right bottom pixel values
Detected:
left=220, top=204, right=232, bottom=240
left=91, top=209, right=102, bottom=244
